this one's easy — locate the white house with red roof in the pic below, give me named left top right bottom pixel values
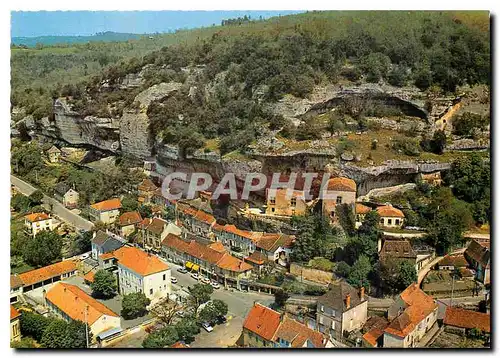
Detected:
left=89, top=198, right=121, bottom=224
left=24, top=212, right=57, bottom=237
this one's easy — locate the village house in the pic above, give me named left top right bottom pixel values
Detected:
left=443, top=306, right=490, bottom=336
left=177, top=204, right=216, bottom=237
left=89, top=198, right=122, bottom=224
left=24, top=212, right=57, bottom=237
left=45, top=282, right=121, bottom=338
left=10, top=305, right=21, bottom=342
left=265, top=188, right=308, bottom=217
left=99, top=246, right=171, bottom=305
left=117, top=211, right=142, bottom=237
left=54, top=183, right=79, bottom=209
left=362, top=316, right=390, bottom=348
left=322, top=177, right=357, bottom=223
left=138, top=217, right=169, bottom=252
left=252, top=232, right=295, bottom=267
left=18, top=260, right=78, bottom=295
left=316, top=281, right=368, bottom=341
left=379, top=239, right=435, bottom=274
left=383, top=283, right=438, bottom=348
left=418, top=172, right=443, bottom=186
left=464, top=239, right=490, bottom=285
left=161, top=233, right=253, bottom=289
left=10, top=274, right=24, bottom=304
left=138, top=178, right=158, bottom=206
left=438, top=253, right=469, bottom=271
left=91, top=230, right=127, bottom=261
left=47, top=145, right=62, bottom=163
left=242, top=303, right=333, bottom=348
left=355, top=203, right=372, bottom=228
left=376, top=204, right=405, bottom=228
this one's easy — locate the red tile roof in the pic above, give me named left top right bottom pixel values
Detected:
left=24, top=212, right=50, bottom=223
left=254, top=233, right=294, bottom=252
left=101, top=246, right=169, bottom=276
left=90, top=198, right=121, bottom=212
left=170, top=341, right=188, bottom=348
left=356, top=203, right=371, bottom=214
left=243, top=303, right=281, bottom=341
left=376, top=205, right=405, bottom=218
left=161, top=234, right=252, bottom=273
left=10, top=274, right=23, bottom=289
left=10, top=305, right=20, bottom=320
left=223, top=224, right=255, bottom=239
left=83, top=271, right=95, bottom=283
left=273, top=315, right=328, bottom=348
left=208, top=241, right=226, bottom=253
left=384, top=283, right=437, bottom=338
left=138, top=178, right=158, bottom=192
left=193, top=210, right=216, bottom=225
left=117, top=211, right=142, bottom=227
left=326, top=177, right=356, bottom=192
left=246, top=251, right=268, bottom=265
left=444, top=307, right=490, bottom=333
left=19, top=260, right=77, bottom=286
left=46, top=283, right=119, bottom=325
left=362, top=316, right=389, bottom=347
left=439, top=254, right=468, bottom=268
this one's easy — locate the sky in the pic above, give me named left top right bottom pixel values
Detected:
left=11, top=11, right=303, bottom=37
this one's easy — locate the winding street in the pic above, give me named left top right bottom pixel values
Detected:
left=11, top=174, right=94, bottom=231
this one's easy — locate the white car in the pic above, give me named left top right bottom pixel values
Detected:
left=201, top=277, right=210, bottom=284
left=201, top=322, right=213, bottom=332
left=210, top=281, right=220, bottom=289
left=171, top=277, right=178, bottom=284
left=79, top=253, right=90, bottom=260
left=191, top=272, right=199, bottom=280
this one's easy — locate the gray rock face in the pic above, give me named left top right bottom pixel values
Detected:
left=447, top=138, right=490, bottom=151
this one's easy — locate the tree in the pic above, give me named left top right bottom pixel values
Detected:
left=122, top=292, right=150, bottom=320
left=20, top=311, right=51, bottom=341
left=63, top=320, right=91, bottom=348
left=428, top=130, right=447, bottom=154
left=40, top=319, right=68, bottom=348
left=387, top=65, right=408, bottom=87
left=11, top=193, right=34, bottom=212
left=22, top=230, right=62, bottom=267
left=142, top=326, right=179, bottom=348
left=274, top=289, right=290, bottom=307
left=91, top=269, right=117, bottom=299
left=199, top=299, right=228, bottom=323
left=347, top=255, right=372, bottom=288
left=175, top=317, right=200, bottom=343
left=72, top=230, right=93, bottom=255
left=138, top=205, right=153, bottom=219
left=336, top=203, right=356, bottom=236
left=188, top=284, right=213, bottom=316
left=452, top=112, right=489, bottom=137
left=376, top=258, right=417, bottom=294
left=398, top=260, right=417, bottom=288
left=29, top=190, right=44, bottom=206
left=11, top=337, right=37, bottom=348
left=150, top=299, right=185, bottom=325
left=335, top=261, right=352, bottom=278
left=121, top=195, right=139, bottom=213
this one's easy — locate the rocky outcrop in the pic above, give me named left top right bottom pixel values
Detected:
left=446, top=138, right=490, bottom=151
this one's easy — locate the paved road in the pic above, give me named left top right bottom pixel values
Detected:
left=11, top=175, right=94, bottom=231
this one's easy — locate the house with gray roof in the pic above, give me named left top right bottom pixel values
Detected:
left=316, top=281, right=368, bottom=340
left=91, top=230, right=127, bottom=261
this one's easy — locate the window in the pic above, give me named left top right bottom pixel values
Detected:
left=291, top=197, right=297, bottom=207
left=336, top=196, right=342, bottom=204
left=320, top=305, right=324, bottom=312
left=395, top=219, right=400, bottom=225
left=163, top=274, right=166, bottom=281
left=271, top=207, right=275, bottom=213
left=331, top=321, right=335, bottom=330
left=380, top=219, right=384, bottom=224
left=319, top=316, right=324, bottom=324
left=388, top=219, right=392, bottom=225
left=150, top=288, right=153, bottom=295
left=270, top=197, right=276, bottom=205
left=331, top=309, right=336, bottom=317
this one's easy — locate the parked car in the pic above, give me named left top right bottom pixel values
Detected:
left=171, top=277, right=178, bottom=284
left=215, top=315, right=227, bottom=324
left=79, top=253, right=90, bottom=260
left=201, top=277, right=210, bottom=284
left=201, top=322, right=214, bottom=332
left=210, top=281, right=220, bottom=289
left=177, top=267, right=188, bottom=274
left=191, top=272, right=199, bottom=280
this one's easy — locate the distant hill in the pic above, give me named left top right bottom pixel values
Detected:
left=11, top=31, right=152, bottom=47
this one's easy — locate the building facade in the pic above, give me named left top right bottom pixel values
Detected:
left=265, top=188, right=308, bottom=217
left=10, top=305, right=21, bottom=342
left=316, top=282, right=368, bottom=341
left=376, top=205, right=405, bottom=228
left=24, top=212, right=57, bottom=237
left=89, top=198, right=122, bottom=224
left=322, top=177, right=357, bottom=223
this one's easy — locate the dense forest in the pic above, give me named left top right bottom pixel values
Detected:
left=11, top=11, right=490, bottom=156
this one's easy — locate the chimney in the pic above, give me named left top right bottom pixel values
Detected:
left=345, top=294, right=351, bottom=309
left=360, top=287, right=365, bottom=301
